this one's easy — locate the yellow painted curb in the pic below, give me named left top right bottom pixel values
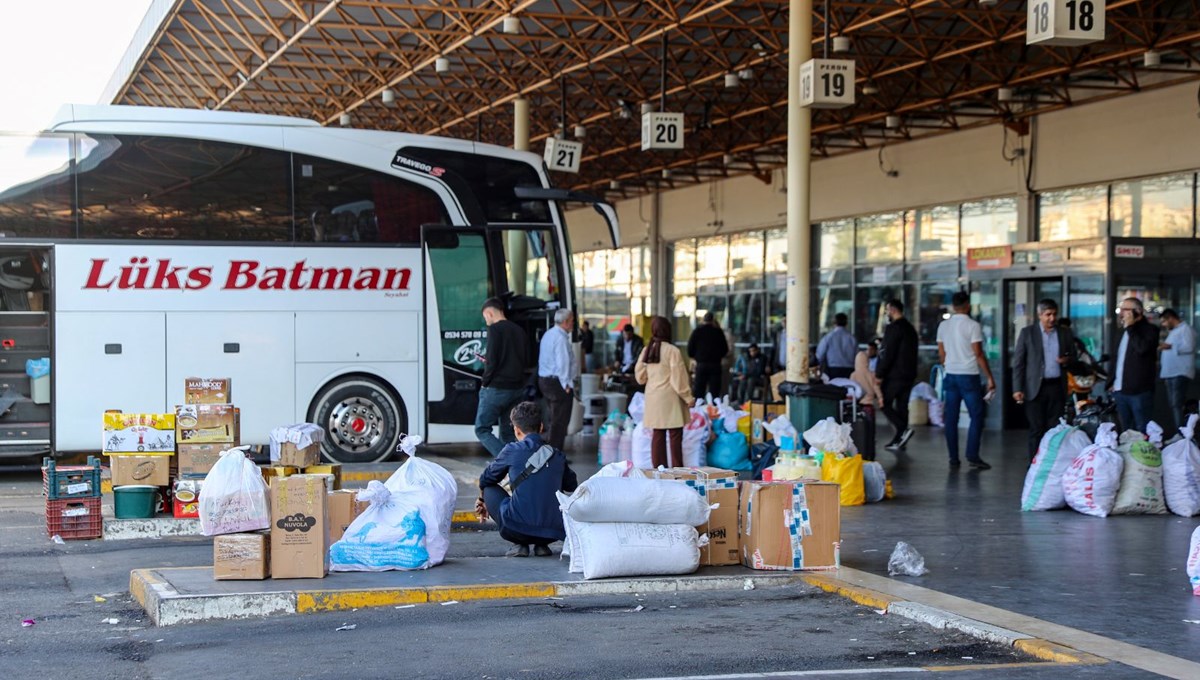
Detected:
left=801, top=574, right=899, bottom=611
left=925, top=662, right=1071, bottom=672
left=1014, top=639, right=1106, bottom=665
left=452, top=510, right=481, bottom=523
left=426, top=583, right=556, bottom=602
left=296, top=582, right=556, bottom=613
left=129, top=569, right=164, bottom=609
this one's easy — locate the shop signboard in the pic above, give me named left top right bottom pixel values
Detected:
left=1114, top=245, right=1145, bottom=259
left=966, top=245, right=1013, bottom=270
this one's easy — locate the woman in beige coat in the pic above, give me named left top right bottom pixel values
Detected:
left=635, top=316, right=695, bottom=468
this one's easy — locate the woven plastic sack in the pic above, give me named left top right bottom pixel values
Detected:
left=383, top=435, right=457, bottom=566
left=863, top=461, right=886, bottom=503
left=1062, top=423, right=1123, bottom=518
left=628, top=392, right=646, bottom=423
left=560, top=476, right=712, bottom=525
left=562, top=513, right=704, bottom=580
left=1188, top=526, right=1200, bottom=596
left=1021, top=419, right=1090, bottom=512
left=1112, top=422, right=1166, bottom=515
left=330, top=480, right=430, bottom=571
left=199, top=446, right=270, bottom=536
left=821, top=452, right=865, bottom=506
left=1163, top=414, right=1200, bottom=517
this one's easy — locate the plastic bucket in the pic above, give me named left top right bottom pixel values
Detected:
left=580, top=374, right=600, bottom=397
left=113, top=485, right=160, bottom=519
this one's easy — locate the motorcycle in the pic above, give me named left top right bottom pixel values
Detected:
left=1064, top=350, right=1117, bottom=438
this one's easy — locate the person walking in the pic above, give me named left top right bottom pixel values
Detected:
left=537, top=308, right=576, bottom=450
left=636, top=316, right=695, bottom=468
left=816, top=313, right=857, bottom=379
left=731, top=343, right=768, bottom=404
left=875, top=299, right=919, bottom=451
left=1012, top=299, right=1078, bottom=461
left=1110, top=297, right=1159, bottom=433
left=687, top=312, right=729, bottom=400
left=1159, top=308, right=1195, bottom=433
left=936, top=291, right=997, bottom=469
left=476, top=402, right=579, bottom=558
left=475, top=297, right=529, bottom=456
left=580, top=320, right=596, bottom=373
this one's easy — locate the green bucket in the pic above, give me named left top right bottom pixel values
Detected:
left=113, top=485, right=159, bottom=519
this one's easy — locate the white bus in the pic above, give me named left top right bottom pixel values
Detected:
left=0, top=105, right=617, bottom=463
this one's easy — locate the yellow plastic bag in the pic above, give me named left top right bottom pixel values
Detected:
left=821, top=453, right=866, bottom=506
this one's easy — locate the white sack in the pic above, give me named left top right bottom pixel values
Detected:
left=1163, top=414, right=1200, bottom=517
left=628, top=392, right=646, bottom=424
left=199, top=446, right=270, bottom=536
left=566, top=517, right=703, bottom=580
left=631, top=422, right=653, bottom=470
left=1112, top=421, right=1166, bottom=515
left=591, top=461, right=648, bottom=480
left=384, top=435, right=457, bottom=566
left=1062, top=423, right=1123, bottom=518
left=863, top=461, right=886, bottom=503
left=329, top=481, right=430, bottom=571
left=560, top=476, right=711, bottom=526
left=1188, top=526, right=1200, bottom=596
left=1021, top=420, right=1090, bottom=512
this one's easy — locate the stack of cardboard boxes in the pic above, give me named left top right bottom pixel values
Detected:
left=104, top=412, right=176, bottom=515
left=174, top=378, right=239, bottom=518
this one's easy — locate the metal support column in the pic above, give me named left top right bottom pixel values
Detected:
left=786, top=0, right=812, bottom=384
left=508, top=98, right=531, bottom=296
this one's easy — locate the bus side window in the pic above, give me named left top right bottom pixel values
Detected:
left=294, top=155, right=447, bottom=245
left=0, top=133, right=76, bottom=239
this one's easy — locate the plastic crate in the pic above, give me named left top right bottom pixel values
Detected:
left=42, top=457, right=103, bottom=500
left=46, top=496, right=103, bottom=540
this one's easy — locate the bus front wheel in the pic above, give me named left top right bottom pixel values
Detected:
left=308, top=376, right=404, bottom=464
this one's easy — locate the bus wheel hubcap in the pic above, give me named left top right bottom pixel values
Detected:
left=329, top=397, right=386, bottom=453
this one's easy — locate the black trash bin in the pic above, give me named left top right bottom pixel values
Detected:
left=778, top=381, right=847, bottom=441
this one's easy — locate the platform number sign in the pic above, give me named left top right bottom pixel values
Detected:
left=641, top=112, right=685, bottom=151
left=543, top=137, right=582, bottom=174
left=1026, top=0, right=1105, bottom=46
left=798, top=59, right=856, bottom=109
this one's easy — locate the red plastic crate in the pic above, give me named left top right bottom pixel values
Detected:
left=46, top=497, right=103, bottom=540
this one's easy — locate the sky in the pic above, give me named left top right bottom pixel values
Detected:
left=0, top=1, right=155, bottom=131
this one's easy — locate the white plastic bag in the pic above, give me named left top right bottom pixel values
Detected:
left=1112, top=422, right=1166, bottom=515
left=560, top=476, right=712, bottom=526
left=928, top=399, right=945, bottom=428
left=1062, top=423, right=1124, bottom=518
left=566, top=518, right=704, bottom=580
left=199, top=446, right=270, bottom=536
left=1163, top=415, right=1200, bottom=517
left=763, top=416, right=799, bottom=449
left=384, top=434, right=457, bottom=566
left=910, top=382, right=937, bottom=402
left=863, top=461, right=886, bottom=503
left=628, top=392, right=646, bottom=424
left=618, top=424, right=635, bottom=466
left=887, top=541, right=928, bottom=576
left=716, top=402, right=750, bottom=434
left=329, top=481, right=430, bottom=571
left=1188, top=526, right=1200, bottom=596
left=803, top=417, right=852, bottom=454
left=1021, top=420, right=1090, bottom=512
left=631, top=422, right=654, bottom=470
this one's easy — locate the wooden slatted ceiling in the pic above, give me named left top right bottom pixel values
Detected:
left=113, top=0, right=1200, bottom=198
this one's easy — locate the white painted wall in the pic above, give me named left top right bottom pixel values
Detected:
left=566, top=80, right=1200, bottom=250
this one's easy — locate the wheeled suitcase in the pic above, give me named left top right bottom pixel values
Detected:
left=851, top=404, right=876, bottom=462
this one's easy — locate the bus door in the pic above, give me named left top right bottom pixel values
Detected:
left=422, top=224, right=569, bottom=437
left=0, top=244, right=53, bottom=457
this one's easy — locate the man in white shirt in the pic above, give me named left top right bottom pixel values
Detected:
left=538, top=308, right=577, bottom=450
left=1159, top=308, right=1195, bottom=433
left=936, top=291, right=996, bottom=470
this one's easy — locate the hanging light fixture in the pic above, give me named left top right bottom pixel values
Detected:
left=381, top=88, right=395, bottom=106
left=862, top=83, right=879, bottom=95
left=661, top=169, right=672, bottom=179
left=722, top=153, right=735, bottom=167
left=574, top=124, right=587, bottom=139
left=1144, top=49, right=1161, bottom=67
left=724, top=73, right=739, bottom=88
left=738, top=68, right=754, bottom=80
left=609, top=180, right=621, bottom=191
left=832, top=35, right=851, bottom=53
left=339, top=112, right=351, bottom=126
left=641, top=102, right=655, bottom=115
left=435, top=57, right=450, bottom=73
left=503, top=15, right=521, bottom=35
left=997, top=87, right=1013, bottom=102
left=885, top=114, right=901, bottom=129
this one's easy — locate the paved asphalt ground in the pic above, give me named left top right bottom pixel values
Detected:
left=1, top=428, right=1195, bottom=678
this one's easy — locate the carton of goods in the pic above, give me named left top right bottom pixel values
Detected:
left=102, top=412, right=175, bottom=454
left=110, top=455, right=171, bottom=486
left=749, top=402, right=787, bottom=444
left=184, top=377, right=232, bottom=405
left=739, top=480, right=840, bottom=571
left=199, top=446, right=270, bottom=536
left=270, top=423, right=325, bottom=468
left=177, top=443, right=228, bottom=476
left=261, top=466, right=300, bottom=486
left=656, top=466, right=740, bottom=566
left=328, top=489, right=370, bottom=543
left=176, top=404, right=238, bottom=444
left=303, top=464, right=342, bottom=491
left=271, top=474, right=329, bottom=579
left=173, top=477, right=203, bottom=518
left=213, top=532, right=270, bottom=580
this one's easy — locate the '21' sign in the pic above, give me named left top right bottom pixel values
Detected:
left=543, top=137, right=582, bottom=174
left=1026, top=0, right=1105, bottom=46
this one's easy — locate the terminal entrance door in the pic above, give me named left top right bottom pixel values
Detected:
left=1002, top=278, right=1063, bottom=429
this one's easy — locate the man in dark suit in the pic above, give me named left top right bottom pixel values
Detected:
left=1012, top=299, right=1078, bottom=460
left=614, top=324, right=644, bottom=375
left=875, top=299, right=919, bottom=451
left=1109, top=297, right=1159, bottom=433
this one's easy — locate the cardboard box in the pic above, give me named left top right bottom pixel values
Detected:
left=261, top=466, right=299, bottom=485
left=213, top=532, right=270, bottom=580
left=102, top=413, right=176, bottom=454
left=279, top=442, right=321, bottom=468
left=176, top=404, right=238, bottom=444
left=657, top=467, right=740, bottom=566
left=327, top=489, right=370, bottom=543
left=173, top=477, right=203, bottom=518
left=177, top=443, right=230, bottom=476
left=739, top=480, right=840, bottom=571
left=749, top=402, right=788, bottom=444
left=109, top=455, right=172, bottom=486
left=185, top=377, right=232, bottom=405
left=304, top=464, right=342, bottom=491
left=270, top=475, right=329, bottom=579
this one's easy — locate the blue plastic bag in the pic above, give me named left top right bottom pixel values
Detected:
left=708, top=429, right=751, bottom=471
left=25, top=357, right=49, bottom=379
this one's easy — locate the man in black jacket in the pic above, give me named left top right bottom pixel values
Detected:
left=1110, top=297, right=1159, bottom=433
left=475, top=298, right=529, bottom=456
left=687, top=312, right=730, bottom=400
left=875, top=299, right=919, bottom=450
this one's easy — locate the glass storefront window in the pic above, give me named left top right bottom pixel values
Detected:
left=766, top=228, right=788, bottom=288
left=855, top=213, right=904, bottom=264
left=1038, top=185, right=1108, bottom=241
left=913, top=279, right=959, bottom=345
left=1110, top=173, right=1196, bottom=238
left=907, top=205, right=959, bottom=261
left=730, top=231, right=764, bottom=290
left=1067, top=275, right=1105, bottom=359
left=673, top=239, right=697, bottom=295
left=818, top=219, right=854, bottom=268
left=696, top=235, right=729, bottom=292
left=854, top=284, right=906, bottom=345
left=961, top=197, right=1017, bottom=249
left=815, top=287, right=853, bottom=341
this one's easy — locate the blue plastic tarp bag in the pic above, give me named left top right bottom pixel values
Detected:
left=25, top=357, right=49, bottom=378
left=329, top=480, right=431, bottom=571
left=708, top=419, right=752, bottom=471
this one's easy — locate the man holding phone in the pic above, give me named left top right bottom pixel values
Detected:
left=1013, top=299, right=1078, bottom=461
left=1110, top=297, right=1159, bottom=433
